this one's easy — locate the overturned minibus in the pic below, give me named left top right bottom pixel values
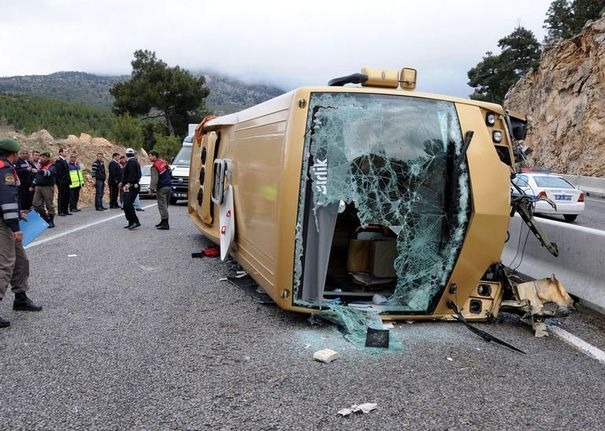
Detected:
left=189, top=67, right=524, bottom=321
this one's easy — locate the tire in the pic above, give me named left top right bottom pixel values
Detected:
left=170, top=196, right=178, bottom=205
left=563, top=214, right=577, bottom=222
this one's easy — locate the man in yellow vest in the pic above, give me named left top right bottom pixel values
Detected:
left=68, top=153, right=84, bottom=212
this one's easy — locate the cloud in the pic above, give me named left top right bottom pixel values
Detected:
left=0, top=0, right=553, bottom=97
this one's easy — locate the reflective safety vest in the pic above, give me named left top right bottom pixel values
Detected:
left=68, top=163, right=84, bottom=188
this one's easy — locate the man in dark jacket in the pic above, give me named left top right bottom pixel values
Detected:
left=54, top=147, right=71, bottom=216
left=32, top=151, right=56, bottom=228
left=0, top=138, right=43, bottom=328
left=15, top=148, right=37, bottom=211
left=91, top=152, right=107, bottom=211
left=108, top=152, right=121, bottom=209
left=121, top=148, right=142, bottom=230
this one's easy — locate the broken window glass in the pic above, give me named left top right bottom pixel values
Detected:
left=294, top=92, right=470, bottom=313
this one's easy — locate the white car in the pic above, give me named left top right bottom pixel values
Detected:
left=139, top=164, right=154, bottom=198
left=512, top=172, right=585, bottom=222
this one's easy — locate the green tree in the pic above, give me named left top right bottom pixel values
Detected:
left=467, top=27, right=541, bottom=103
left=571, top=0, right=605, bottom=31
left=152, top=133, right=181, bottom=161
left=543, top=0, right=605, bottom=44
left=110, top=113, right=143, bottom=149
left=110, top=50, right=209, bottom=137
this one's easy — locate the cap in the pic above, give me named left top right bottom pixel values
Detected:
left=0, top=138, right=21, bottom=153
left=125, top=148, right=135, bottom=156
left=41, top=151, right=51, bottom=157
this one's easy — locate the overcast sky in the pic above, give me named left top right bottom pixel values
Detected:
left=1, top=0, right=553, bottom=97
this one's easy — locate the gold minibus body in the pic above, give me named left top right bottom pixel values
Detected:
left=189, top=72, right=516, bottom=321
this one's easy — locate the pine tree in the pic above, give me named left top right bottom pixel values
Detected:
left=543, top=0, right=605, bottom=45
left=467, top=27, right=540, bottom=104
left=110, top=50, right=209, bottom=138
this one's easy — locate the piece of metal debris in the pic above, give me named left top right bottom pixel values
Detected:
left=313, top=349, right=339, bottom=363
left=337, top=403, right=377, bottom=416
left=447, top=301, right=526, bottom=354
left=502, top=275, right=574, bottom=337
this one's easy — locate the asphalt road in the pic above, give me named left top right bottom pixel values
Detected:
left=1, top=202, right=604, bottom=430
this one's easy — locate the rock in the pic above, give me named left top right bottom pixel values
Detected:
left=92, top=137, right=113, bottom=148
left=79, top=133, right=93, bottom=143
left=505, top=16, right=605, bottom=177
left=28, top=129, right=54, bottom=145
left=313, top=348, right=338, bottom=363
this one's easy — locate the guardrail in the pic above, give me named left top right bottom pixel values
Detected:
left=560, top=174, right=605, bottom=198
left=501, top=215, right=605, bottom=314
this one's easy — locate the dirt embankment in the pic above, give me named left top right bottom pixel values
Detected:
left=0, top=127, right=149, bottom=206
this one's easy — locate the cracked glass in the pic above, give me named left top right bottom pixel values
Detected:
left=294, top=92, right=470, bottom=313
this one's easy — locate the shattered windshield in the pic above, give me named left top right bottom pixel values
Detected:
left=294, top=92, right=470, bottom=313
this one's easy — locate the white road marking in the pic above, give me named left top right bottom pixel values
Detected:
left=548, top=324, right=605, bottom=365
left=25, top=204, right=157, bottom=249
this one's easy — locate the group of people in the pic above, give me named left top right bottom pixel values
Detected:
left=0, top=137, right=175, bottom=328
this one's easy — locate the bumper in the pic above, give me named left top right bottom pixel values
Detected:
left=534, top=200, right=584, bottom=215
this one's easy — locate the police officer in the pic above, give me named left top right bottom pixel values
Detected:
left=122, top=148, right=142, bottom=230
left=0, top=138, right=43, bottom=328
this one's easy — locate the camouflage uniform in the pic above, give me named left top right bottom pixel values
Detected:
left=0, top=138, right=42, bottom=328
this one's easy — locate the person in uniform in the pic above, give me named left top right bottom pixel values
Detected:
left=32, top=151, right=57, bottom=228
left=0, top=138, right=43, bottom=328
left=15, top=148, right=37, bottom=211
left=121, top=148, right=142, bottom=230
left=54, top=147, right=71, bottom=216
left=68, top=153, right=84, bottom=212
left=149, top=150, right=171, bottom=230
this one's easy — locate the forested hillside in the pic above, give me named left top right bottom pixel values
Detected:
left=0, top=94, right=117, bottom=138
left=0, top=71, right=284, bottom=115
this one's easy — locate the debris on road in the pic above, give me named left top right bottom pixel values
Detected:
left=313, top=348, right=339, bottom=363
left=191, top=246, right=220, bottom=258
left=337, top=403, right=377, bottom=416
left=502, top=274, right=574, bottom=337
left=313, top=306, right=402, bottom=352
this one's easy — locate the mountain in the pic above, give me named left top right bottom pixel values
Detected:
left=504, top=17, right=605, bottom=177
left=0, top=70, right=285, bottom=115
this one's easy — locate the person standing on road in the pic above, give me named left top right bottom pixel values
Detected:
left=91, top=153, right=107, bottom=211
left=0, top=138, right=43, bottom=329
left=149, top=150, right=171, bottom=230
left=108, top=152, right=121, bottom=209
left=68, top=153, right=84, bottom=212
left=118, top=155, right=126, bottom=208
left=121, top=148, right=142, bottom=230
left=15, top=148, right=37, bottom=211
left=32, top=151, right=56, bottom=228
left=54, top=147, right=71, bottom=216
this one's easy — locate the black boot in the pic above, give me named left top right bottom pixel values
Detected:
left=156, top=219, right=169, bottom=230
left=0, top=312, right=9, bottom=328
left=47, top=214, right=55, bottom=229
left=13, top=292, right=43, bottom=311
left=155, top=220, right=163, bottom=228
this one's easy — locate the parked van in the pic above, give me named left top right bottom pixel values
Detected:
left=188, top=67, right=526, bottom=321
left=170, top=135, right=193, bottom=204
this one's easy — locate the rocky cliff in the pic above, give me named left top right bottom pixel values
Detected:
left=505, top=17, right=605, bottom=177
